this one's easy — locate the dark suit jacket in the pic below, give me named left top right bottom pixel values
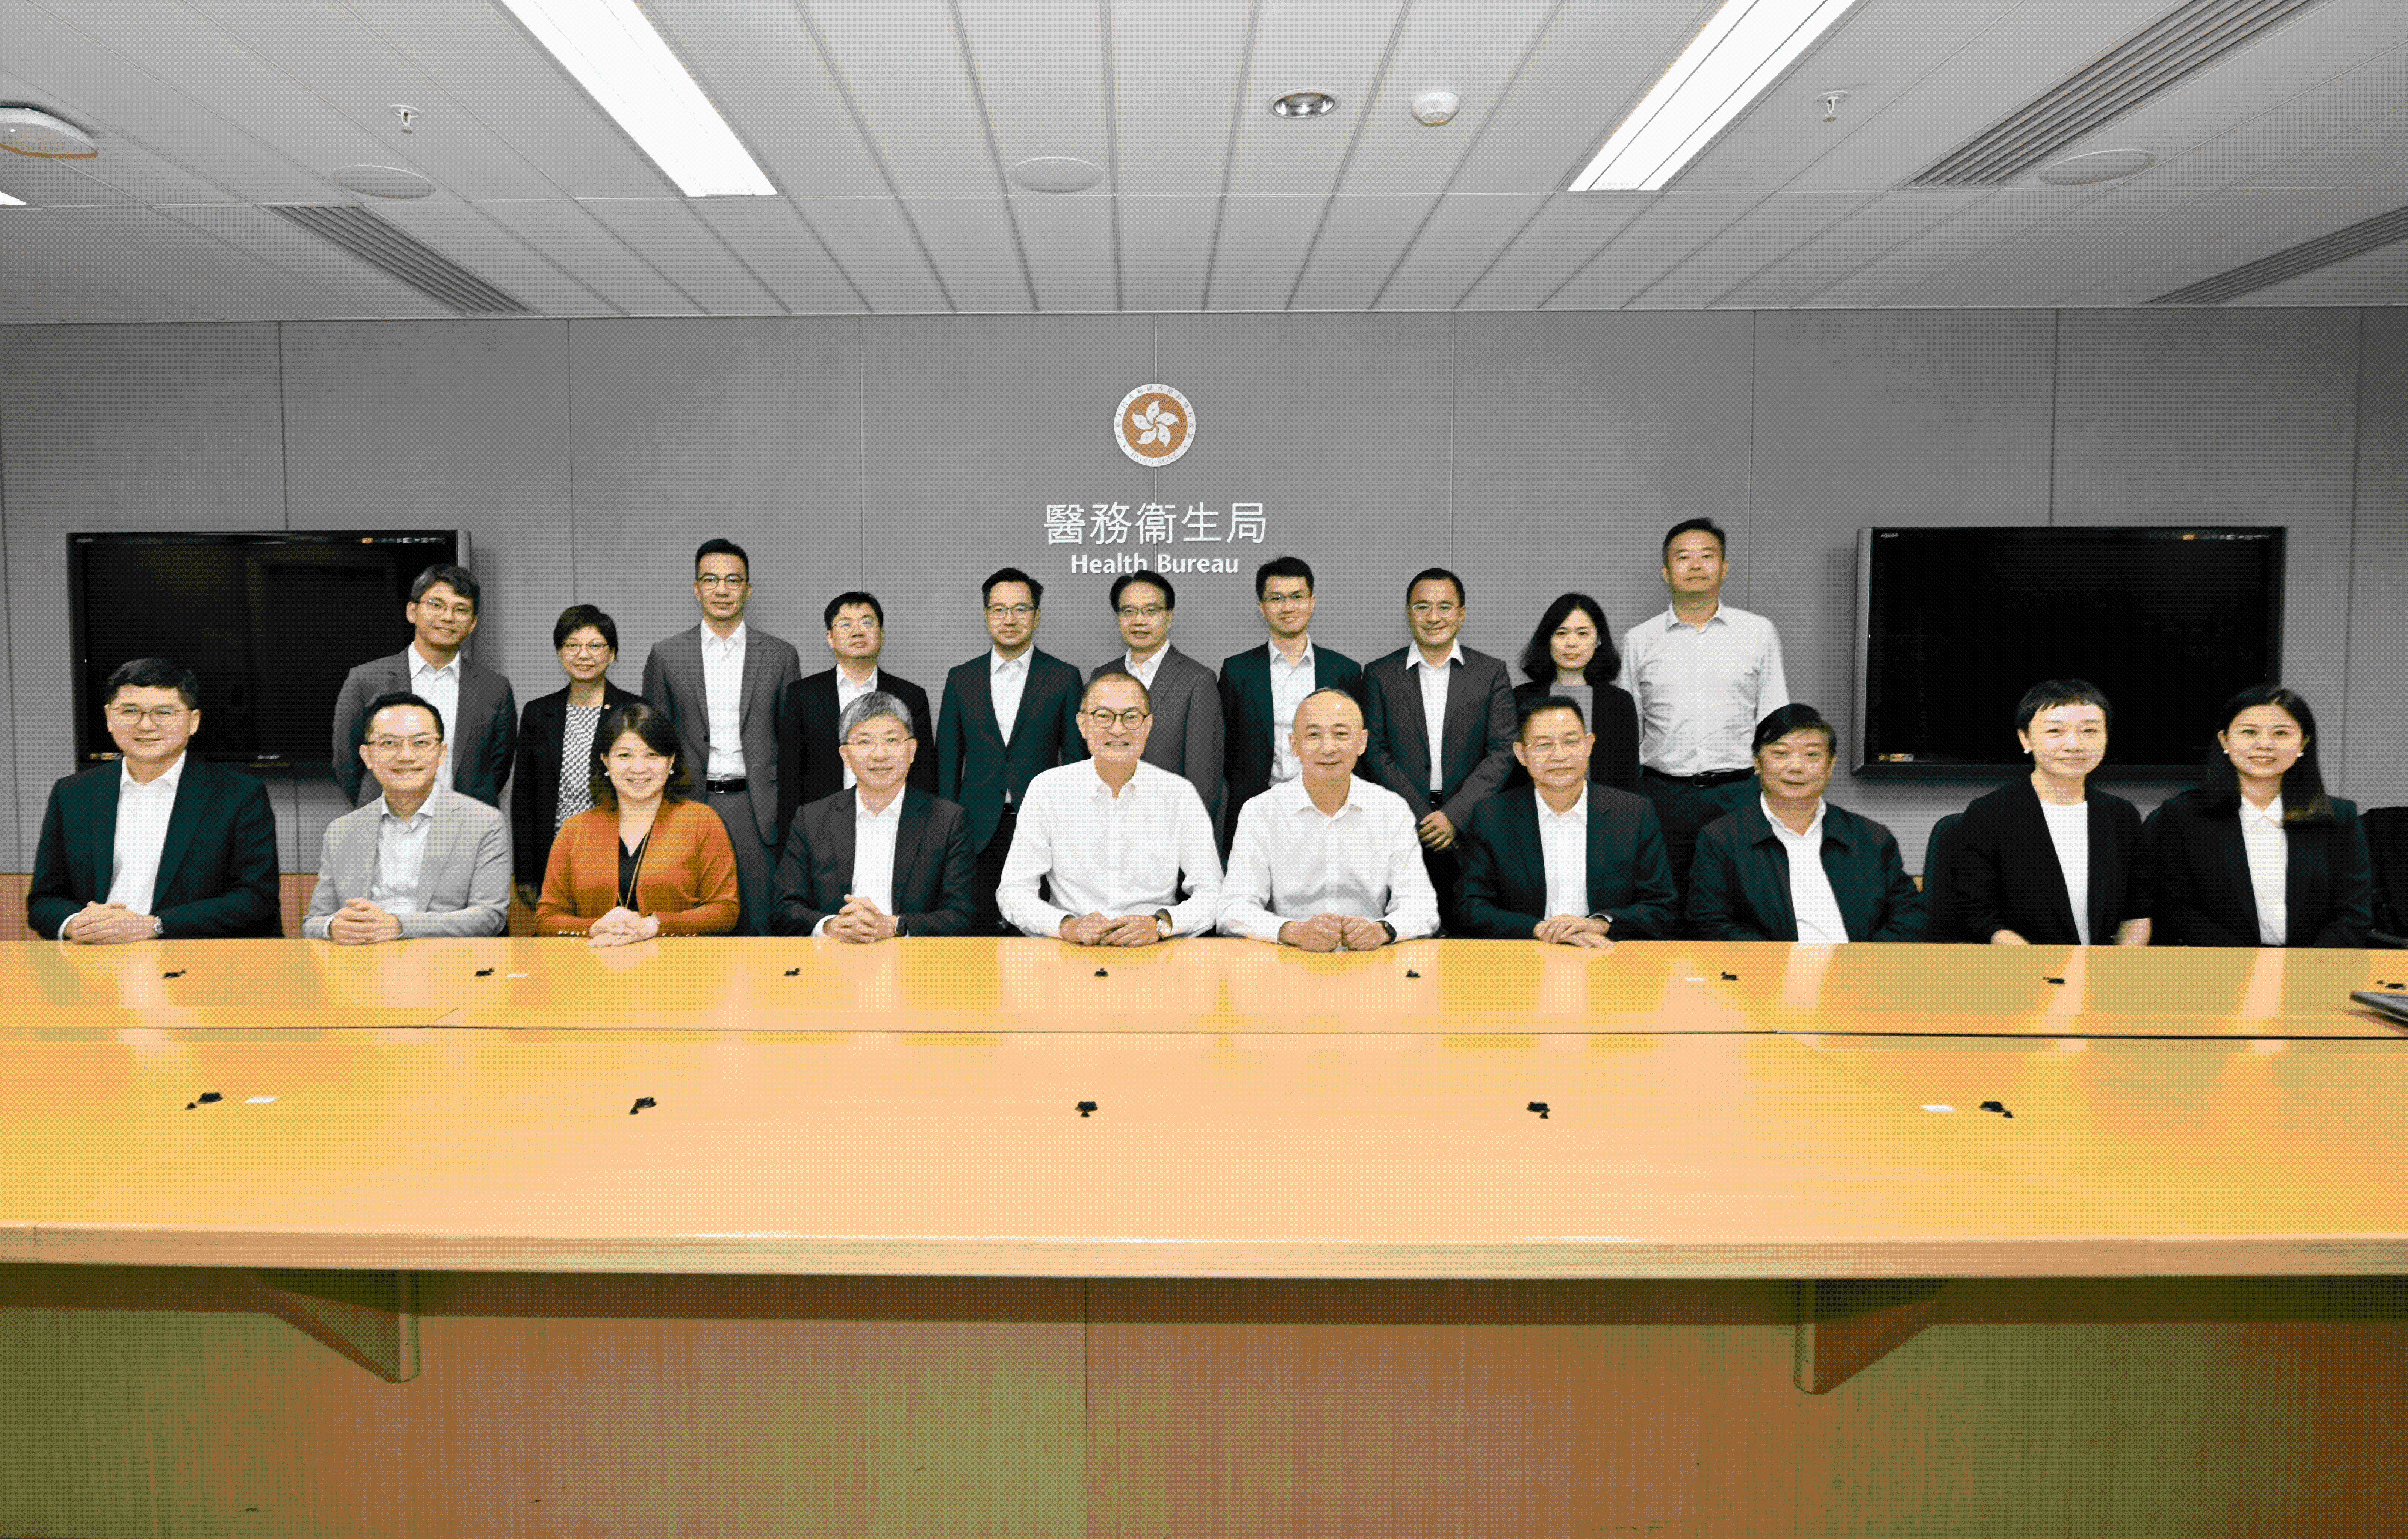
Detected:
left=1687, top=799, right=1923, bottom=942
left=1949, top=780, right=2150, bottom=945
left=642, top=624, right=803, bottom=847
left=1454, top=785, right=1678, bottom=939
left=934, top=648, right=1087, bottom=852
left=1506, top=679, right=1642, bottom=794
left=27, top=758, right=281, bottom=939
left=1217, top=641, right=1364, bottom=821
left=2143, top=789, right=2374, bottom=948
left=507, top=681, right=645, bottom=886
left=774, top=668, right=936, bottom=850
left=1360, top=645, right=1518, bottom=828
left=768, top=787, right=978, bottom=938
left=331, top=646, right=517, bottom=809
left=1092, top=645, right=1225, bottom=829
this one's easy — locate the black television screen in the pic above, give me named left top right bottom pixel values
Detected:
left=1854, top=526, right=2283, bottom=780
left=70, top=530, right=470, bottom=776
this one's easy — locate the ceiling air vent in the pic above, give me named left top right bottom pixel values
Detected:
left=2149, top=201, right=2408, bottom=304
left=1905, top=0, right=2328, bottom=189
left=267, top=204, right=537, bottom=316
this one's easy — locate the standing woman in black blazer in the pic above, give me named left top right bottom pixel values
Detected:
left=510, top=605, right=644, bottom=912
left=1950, top=679, right=2152, bottom=947
left=1510, top=593, right=1641, bottom=794
left=2144, top=684, right=2374, bottom=948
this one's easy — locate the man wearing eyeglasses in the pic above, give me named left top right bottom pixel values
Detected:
left=997, top=673, right=1221, bottom=945
left=29, top=657, right=281, bottom=942
left=302, top=692, right=510, bottom=941
left=772, top=590, right=935, bottom=858
left=1089, top=570, right=1226, bottom=835
left=768, top=691, right=976, bottom=940
left=642, top=538, right=802, bottom=936
left=330, top=562, right=518, bottom=812
left=935, top=567, right=1088, bottom=933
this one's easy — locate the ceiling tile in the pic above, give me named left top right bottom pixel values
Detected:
left=0, top=145, right=135, bottom=207
left=0, top=62, right=234, bottom=204
left=902, top=197, right=1034, bottom=312
left=2236, top=233, right=2408, bottom=304
left=1338, top=0, right=1559, bottom=196
left=2041, top=184, right=2408, bottom=306
left=0, top=218, right=209, bottom=322
left=1225, top=0, right=1408, bottom=196
left=802, top=199, right=950, bottom=312
left=165, top=203, right=457, bottom=318
left=478, top=201, right=702, bottom=314
left=44, top=205, right=376, bottom=317
left=1206, top=195, right=1325, bottom=309
left=1376, top=193, right=1545, bottom=309
left=1293, top=194, right=1435, bottom=309
left=1719, top=190, right=1979, bottom=306
left=1631, top=191, right=1874, bottom=306
left=2244, top=108, right=2408, bottom=190
left=1109, top=0, right=1253, bottom=196
left=1448, top=0, right=1716, bottom=196
left=1545, top=191, right=1758, bottom=308
left=376, top=201, right=618, bottom=315
left=1010, top=196, right=1118, bottom=312
left=1807, top=188, right=2091, bottom=305
left=647, top=0, right=888, bottom=197
left=692, top=200, right=866, bottom=314
left=957, top=0, right=1113, bottom=193
left=805, top=0, right=1002, bottom=197
left=579, top=200, right=784, bottom=314
left=1119, top=195, right=1221, bottom=311
left=1880, top=187, right=2194, bottom=306
left=1459, top=192, right=1652, bottom=308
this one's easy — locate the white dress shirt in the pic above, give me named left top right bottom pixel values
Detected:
left=1764, top=797, right=1849, bottom=944
left=834, top=667, right=879, bottom=789
left=1409, top=643, right=1463, bottom=793
left=990, top=649, right=1031, bottom=753
left=2039, top=798, right=2091, bottom=945
left=366, top=784, right=439, bottom=918
left=1538, top=785, right=1592, bottom=921
left=2241, top=794, right=2288, bottom=946
left=1121, top=647, right=1168, bottom=691
left=814, top=791, right=902, bottom=937
left=1622, top=605, right=1787, bottom=775
left=998, top=759, right=1222, bottom=937
left=1267, top=642, right=1318, bottom=784
left=1218, top=776, right=1436, bottom=942
left=409, top=645, right=462, bottom=791
left=106, top=752, right=186, bottom=913
left=700, top=623, right=748, bottom=778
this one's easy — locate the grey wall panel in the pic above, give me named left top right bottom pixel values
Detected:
left=1454, top=311, right=1756, bottom=674
left=1154, top=313, right=1453, bottom=675
left=0, top=428, right=17, bottom=873
left=1, top=322, right=285, bottom=869
left=2344, top=308, right=2407, bottom=812
left=862, top=316, right=1153, bottom=690
left=570, top=317, right=864, bottom=688
left=1750, top=309, right=2058, bottom=867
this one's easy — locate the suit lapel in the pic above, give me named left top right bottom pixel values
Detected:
left=892, top=790, right=932, bottom=903
left=152, top=763, right=207, bottom=910
left=1002, top=653, right=1044, bottom=745
left=84, top=770, right=119, bottom=898
left=1245, top=647, right=1274, bottom=729
left=2020, top=786, right=2079, bottom=939
left=2212, top=815, right=2256, bottom=929
left=1397, top=658, right=1432, bottom=783
left=415, top=801, right=466, bottom=912
left=739, top=629, right=768, bottom=721
left=1584, top=799, right=1615, bottom=912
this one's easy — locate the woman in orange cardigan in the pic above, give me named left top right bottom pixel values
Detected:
left=536, top=701, right=740, bottom=944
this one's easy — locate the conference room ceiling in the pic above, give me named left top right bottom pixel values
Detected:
left=2, top=0, right=2407, bottom=323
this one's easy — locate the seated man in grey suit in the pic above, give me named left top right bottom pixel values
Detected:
left=642, top=538, right=802, bottom=936
left=331, top=562, right=517, bottom=810
left=768, top=691, right=978, bottom=939
left=1456, top=696, right=1679, bottom=946
left=304, top=691, right=511, bottom=942
left=1091, top=569, right=1224, bottom=830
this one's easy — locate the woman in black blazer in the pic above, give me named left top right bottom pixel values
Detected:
left=1950, top=679, right=2152, bottom=946
left=1507, top=592, right=1640, bottom=793
left=2144, top=683, right=2374, bottom=948
left=510, top=604, right=644, bottom=910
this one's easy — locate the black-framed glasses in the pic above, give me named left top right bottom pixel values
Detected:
left=1083, top=708, right=1151, bottom=730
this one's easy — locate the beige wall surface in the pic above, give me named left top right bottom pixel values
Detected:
left=2, top=309, right=2401, bottom=873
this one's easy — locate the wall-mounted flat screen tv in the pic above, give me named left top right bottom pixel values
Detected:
left=69, top=530, right=470, bottom=776
left=1854, top=526, right=2283, bottom=781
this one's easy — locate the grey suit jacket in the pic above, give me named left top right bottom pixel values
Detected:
left=1092, top=645, right=1226, bottom=829
left=303, top=787, right=512, bottom=939
left=1360, top=645, right=1518, bottom=829
left=331, top=647, right=518, bottom=810
left=643, top=623, right=802, bottom=846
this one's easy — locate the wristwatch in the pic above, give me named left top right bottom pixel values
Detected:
left=151, top=915, right=164, bottom=939
left=1154, top=909, right=1173, bottom=940
left=1377, top=920, right=1397, bottom=945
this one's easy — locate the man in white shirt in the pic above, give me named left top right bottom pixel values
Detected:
left=1620, top=518, right=1789, bottom=909
left=1219, top=688, right=1435, bottom=947
left=769, top=691, right=979, bottom=939
left=329, top=563, right=517, bottom=810
left=303, top=692, right=511, bottom=941
left=1092, top=570, right=1225, bottom=830
left=1219, top=556, right=1366, bottom=845
left=998, top=673, right=1221, bottom=945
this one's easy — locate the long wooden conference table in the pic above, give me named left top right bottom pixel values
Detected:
left=4, top=937, right=2406, bottom=1538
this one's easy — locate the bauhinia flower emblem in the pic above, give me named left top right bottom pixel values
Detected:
left=1131, top=400, right=1181, bottom=447
left=1112, top=382, right=1196, bottom=467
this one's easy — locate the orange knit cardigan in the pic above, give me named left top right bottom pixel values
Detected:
left=534, top=797, right=741, bottom=937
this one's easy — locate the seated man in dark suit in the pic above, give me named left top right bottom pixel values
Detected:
left=1456, top=696, right=1678, bottom=945
left=1218, top=556, right=1362, bottom=839
left=771, top=691, right=977, bottom=939
left=774, top=590, right=935, bottom=853
left=330, top=562, right=517, bottom=810
left=304, top=692, right=512, bottom=942
left=1687, top=704, right=1922, bottom=943
left=28, top=657, right=281, bottom=942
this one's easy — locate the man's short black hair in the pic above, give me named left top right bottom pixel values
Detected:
left=1516, top=695, right=1589, bottom=739
left=1660, top=518, right=1727, bottom=561
left=1255, top=555, right=1315, bottom=600
left=1109, top=570, right=1176, bottom=612
left=104, top=658, right=200, bottom=712
left=358, top=690, right=446, bottom=746
left=982, top=566, right=1043, bottom=608
left=2014, top=678, right=2112, bottom=734
left=1406, top=567, right=1465, bottom=606
left=694, top=538, right=750, bottom=579
left=824, top=590, right=886, bottom=629
left=410, top=562, right=481, bottom=611
left=1752, top=703, right=1835, bottom=754
left=551, top=603, right=618, bottom=652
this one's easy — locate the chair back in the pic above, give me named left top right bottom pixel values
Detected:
left=1920, top=812, right=1970, bottom=944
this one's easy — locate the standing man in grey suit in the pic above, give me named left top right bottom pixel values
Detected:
left=1091, top=569, right=1224, bottom=830
left=1360, top=567, right=1518, bottom=933
left=768, top=691, right=978, bottom=939
left=642, top=538, right=802, bottom=936
left=1219, top=555, right=1362, bottom=838
left=304, top=691, right=511, bottom=941
left=331, top=563, right=517, bottom=810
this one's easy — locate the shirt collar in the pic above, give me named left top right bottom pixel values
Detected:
left=1277, top=771, right=1366, bottom=820
left=702, top=621, right=748, bottom=657
left=1538, top=785, right=1589, bottom=828
left=1084, top=758, right=1149, bottom=801
left=855, top=789, right=904, bottom=826
left=119, top=751, right=188, bottom=797
left=1762, top=794, right=1825, bottom=844
left=1410, top=641, right=1463, bottom=674
left=410, top=644, right=460, bottom=680
left=836, top=666, right=879, bottom=695
left=375, top=783, right=440, bottom=825
left=2241, top=794, right=2285, bottom=830
left=990, top=648, right=1031, bottom=676
left=1269, top=640, right=1315, bottom=673
left=1662, top=603, right=1726, bottom=633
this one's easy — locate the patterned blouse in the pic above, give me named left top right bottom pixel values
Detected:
left=555, top=703, right=605, bottom=829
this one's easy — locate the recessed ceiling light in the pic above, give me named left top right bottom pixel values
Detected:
left=494, top=0, right=775, bottom=197
left=1569, top=0, right=1858, bottom=192
left=2039, top=148, right=2155, bottom=185
left=1269, top=90, right=1339, bottom=120
left=1011, top=157, right=1103, bottom=193
left=0, top=105, right=98, bottom=158
left=333, top=164, right=436, bottom=199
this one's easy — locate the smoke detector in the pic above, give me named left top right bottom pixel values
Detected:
left=0, top=106, right=97, bottom=158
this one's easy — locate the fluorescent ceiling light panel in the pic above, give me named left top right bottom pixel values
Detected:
left=1570, top=0, right=1858, bottom=192
left=495, top=0, right=775, bottom=196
